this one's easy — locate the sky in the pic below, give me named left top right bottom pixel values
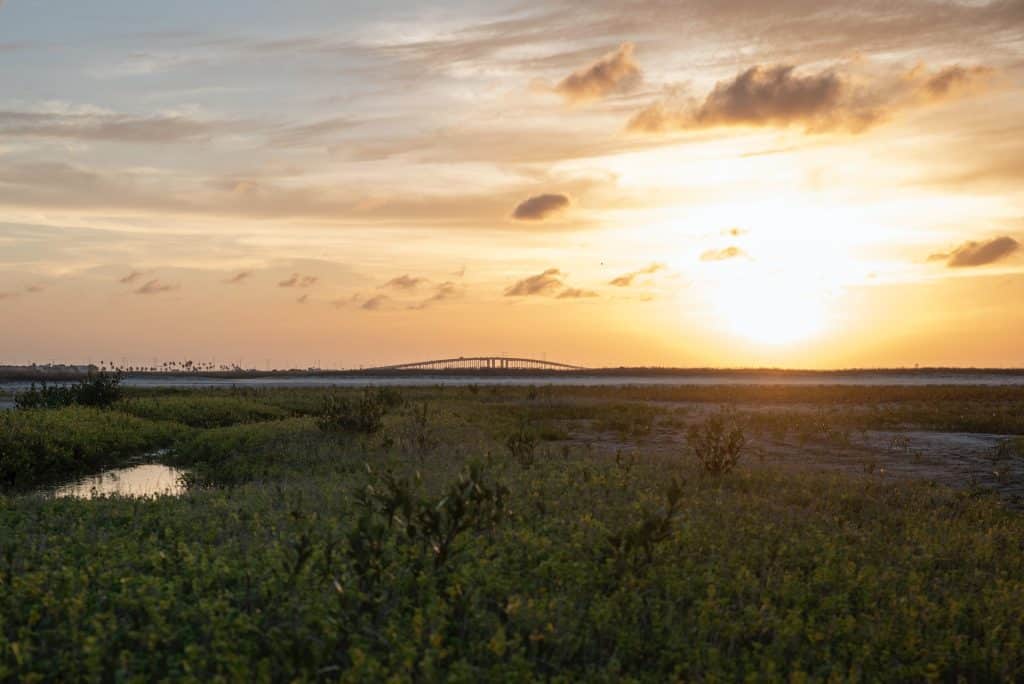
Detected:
left=1, top=0, right=1023, bottom=369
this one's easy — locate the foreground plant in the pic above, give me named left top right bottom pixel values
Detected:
left=687, top=407, right=746, bottom=474
left=317, top=388, right=396, bottom=435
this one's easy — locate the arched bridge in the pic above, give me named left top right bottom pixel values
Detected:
left=370, top=356, right=586, bottom=371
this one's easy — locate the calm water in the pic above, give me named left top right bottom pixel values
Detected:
left=50, top=464, right=186, bottom=499
left=4, top=371, right=1024, bottom=396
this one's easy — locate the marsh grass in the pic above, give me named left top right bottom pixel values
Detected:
left=1, top=384, right=1024, bottom=679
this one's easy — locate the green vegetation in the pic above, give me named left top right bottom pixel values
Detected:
left=0, top=383, right=1022, bottom=680
left=0, top=407, right=182, bottom=488
left=13, top=371, right=124, bottom=410
left=117, top=395, right=289, bottom=428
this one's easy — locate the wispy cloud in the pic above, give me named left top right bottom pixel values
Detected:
left=409, top=281, right=462, bottom=309
left=361, top=294, right=390, bottom=311
left=224, top=271, right=252, bottom=284
left=119, top=270, right=145, bottom=284
left=557, top=287, right=598, bottom=299
left=505, top=268, right=565, bottom=296
left=278, top=273, right=318, bottom=288
left=610, top=262, right=665, bottom=287
left=0, top=109, right=222, bottom=143
left=700, top=246, right=746, bottom=262
left=134, top=279, right=178, bottom=295
left=382, top=274, right=426, bottom=290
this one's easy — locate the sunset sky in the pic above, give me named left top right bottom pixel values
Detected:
left=1, top=1, right=1023, bottom=369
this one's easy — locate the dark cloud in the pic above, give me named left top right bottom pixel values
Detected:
left=361, top=295, right=390, bottom=311
left=700, top=246, right=746, bottom=262
left=382, top=274, right=426, bottom=290
left=224, top=271, right=252, bottom=284
left=557, top=287, right=599, bottom=299
left=278, top=273, right=318, bottom=288
left=296, top=294, right=309, bottom=304
left=929, top=236, right=1020, bottom=267
left=610, top=262, right=665, bottom=287
left=628, top=62, right=993, bottom=134
left=505, top=268, right=565, bottom=296
left=25, top=284, right=44, bottom=294
left=134, top=279, right=177, bottom=295
left=512, top=193, right=571, bottom=221
left=555, top=42, right=642, bottom=103
left=0, top=110, right=220, bottom=143
left=119, top=270, right=145, bottom=284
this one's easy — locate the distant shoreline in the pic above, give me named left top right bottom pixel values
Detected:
left=3, top=365, right=1024, bottom=383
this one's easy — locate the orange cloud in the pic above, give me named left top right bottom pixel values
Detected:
left=555, top=43, right=642, bottom=104
left=929, top=236, right=1020, bottom=267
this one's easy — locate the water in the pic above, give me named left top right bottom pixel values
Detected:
left=51, top=464, right=186, bottom=499
left=4, top=371, right=1024, bottom=397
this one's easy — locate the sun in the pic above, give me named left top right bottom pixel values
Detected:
left=709, top=268, right=830, bottom=346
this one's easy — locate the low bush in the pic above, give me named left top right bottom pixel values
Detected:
left=687, top=408, right=746, bottom=474
left=117, top=395, right=289, bottom=428
left=14, top=371, right=124, bottom=410
left=317, top=389, right=397, bottom=435
left=170, top=418, right=335, bottom=486
left=0, top=407, right=183, bottom=487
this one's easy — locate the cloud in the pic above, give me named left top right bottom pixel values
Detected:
left=409, top=281, right=462, bottom=309
left=917, top=64, right=994, bottom=99
left=134, top=279, right=177, bottom=295
left=928, top=236, right=1020, bottom=267
left=628, top=61, right=993, bottom=134
left=512, top=193, right=571, bottom=221
left=700, top=246, right=746, bottom=262
left=610, top=262, right=665, bottom=287
left=224, top=271, right=252, bottom=284
left=119, top=270, right=145, bottom=284
left=557, top=287, right=599, bottom=299
left=0, top=110, right=220, bottom=143
left=25, top=284, right=44, bottom=294
left=555, top=42, right=642, bottom=103
left=267, top=117, right=359, bottom=148
left=505, top=268, right=565, bottom=296
left=296, top=294, right=309, bottom=304
left=361, top=295, right=390, bottom=311
left=278, top=273, right=318, bottom=288
left=382, top=274, right=426, bottom=290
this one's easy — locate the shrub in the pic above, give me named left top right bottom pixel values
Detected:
left=14, top=371, right=124, bottom=410
left=505, top=419, right=538, bottom=468
left=317, top=389, right=395, bottom=435
left=396, top=401, right=440, bottom=458
left=687, top=408, right=746, bottom=475
left=358, top=462, right=509, bottom=569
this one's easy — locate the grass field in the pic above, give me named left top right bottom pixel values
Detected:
left=1, top=384, right=1023, bottom=680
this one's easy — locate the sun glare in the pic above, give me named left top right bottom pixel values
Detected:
left=709, top=269, right=830, bottom=346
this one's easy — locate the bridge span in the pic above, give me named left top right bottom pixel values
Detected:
left=369, top=356, right=586, bottom=372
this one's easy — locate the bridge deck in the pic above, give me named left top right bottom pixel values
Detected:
left=370, top=356, right=585, bottom=371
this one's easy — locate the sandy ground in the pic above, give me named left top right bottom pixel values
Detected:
left=564, top=407, right=1024, bottom=509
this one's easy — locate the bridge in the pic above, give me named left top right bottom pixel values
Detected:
left=368, top=356, right=586, bottom=372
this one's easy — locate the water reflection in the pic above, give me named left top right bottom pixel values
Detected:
left=52, top=464, right=185, bottom=499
